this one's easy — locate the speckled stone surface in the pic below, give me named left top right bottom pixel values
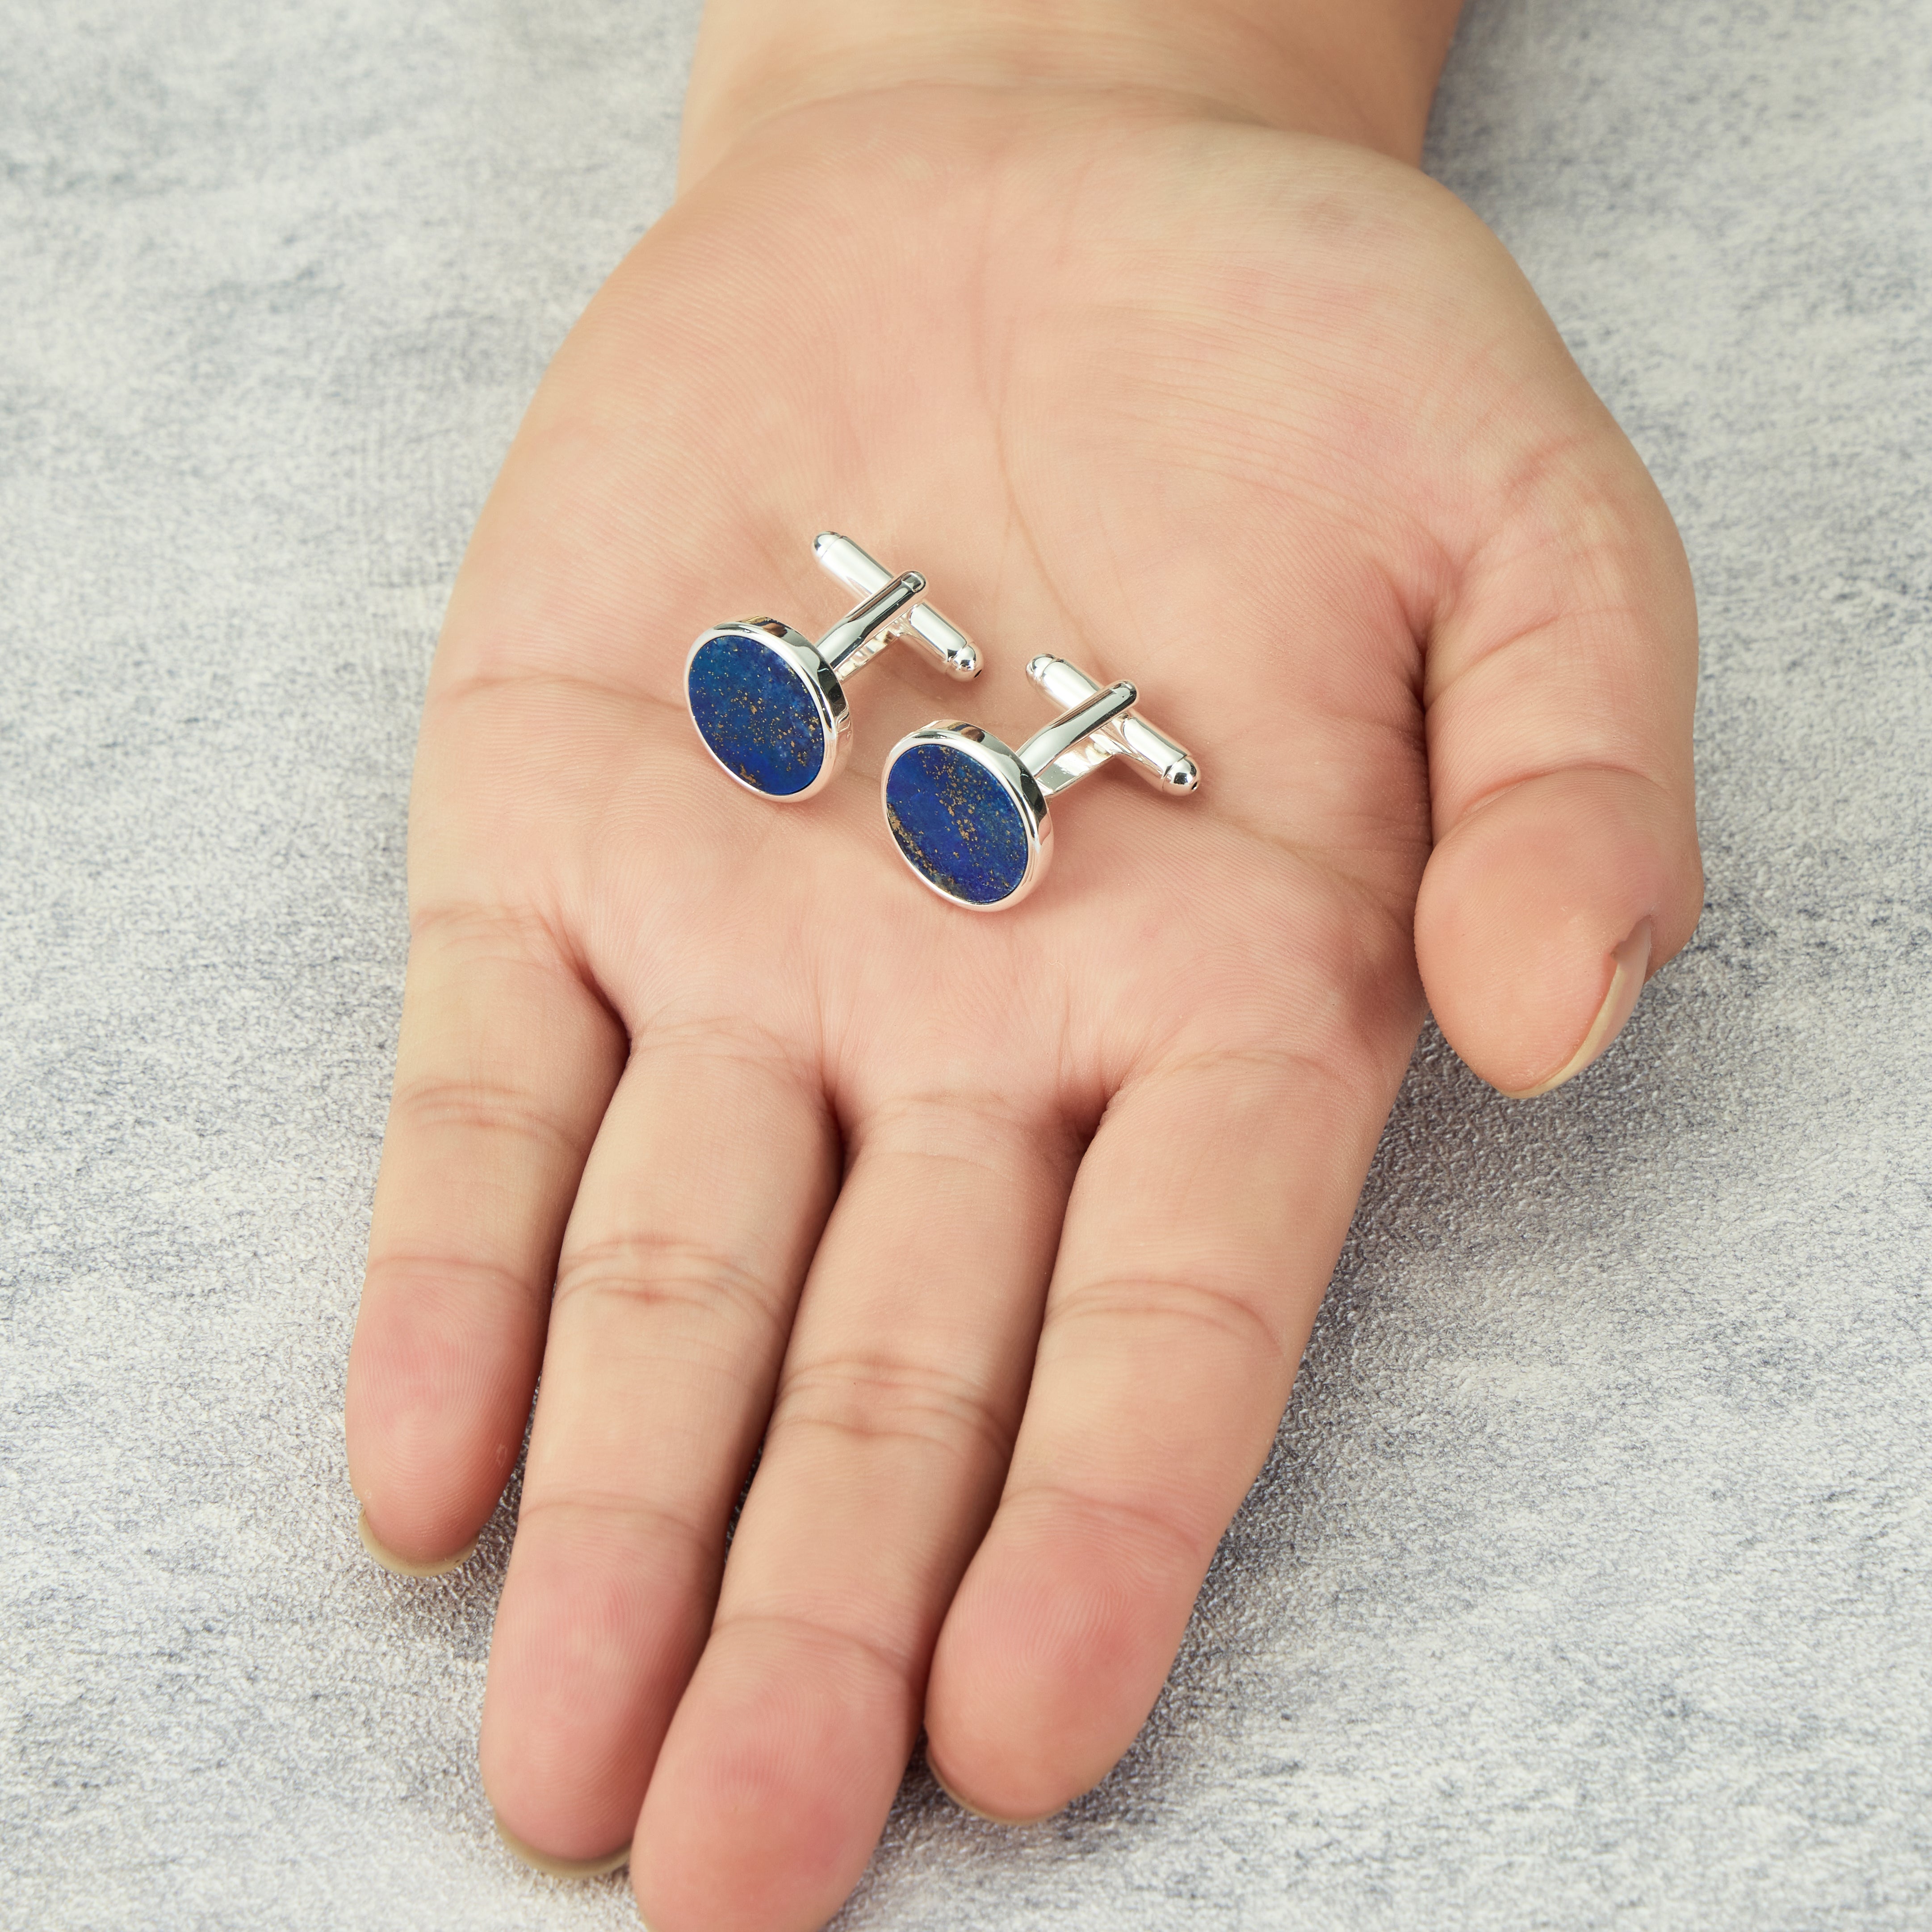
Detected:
left=4, top=0, right=1931, bottom=1928
left=687, top=629, right=829, bottom=796
left=885, top=742, right=1033, bottom=906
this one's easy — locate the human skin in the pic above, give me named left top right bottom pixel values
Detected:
left=343, top=3, right=1703, bottom=1928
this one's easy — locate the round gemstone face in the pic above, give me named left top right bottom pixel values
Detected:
left=687, top=631, right=829, bottom=797
left=884, top=742, right=1032, bottom=907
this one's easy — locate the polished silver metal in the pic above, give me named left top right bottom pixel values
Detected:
left=813, top=532, right=980, bottom=679
left=1024, top=655, right=1201, bottom=796
left=880, top=654, right=1199, bottom=910
left=684, top=534, right=980, bottom=805
left=1018, top=678, right=1139, bottom=793
left=817, top=569, right=926, bottom=676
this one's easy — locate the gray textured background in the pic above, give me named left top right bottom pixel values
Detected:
left=3, top=0, right=1928, bottom=1925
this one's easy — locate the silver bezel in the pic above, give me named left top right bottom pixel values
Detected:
left=880, top=724, right=1055, bottom=912
left=683, top=620, right=852, bottom=804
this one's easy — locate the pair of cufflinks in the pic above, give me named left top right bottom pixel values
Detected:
left=685, top=534, right=1199, bottom=911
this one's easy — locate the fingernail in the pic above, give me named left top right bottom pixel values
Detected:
left=493, top=1814, right=632, bottom=1878
left=356, top=1505, right=478, bottom=1578
left=1503, top=919, right=1653, bottom=1099
left=929, top=1759, right=1060, bottom=1826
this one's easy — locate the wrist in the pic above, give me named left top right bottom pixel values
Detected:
left=681, top=0, right=1463, bottom=182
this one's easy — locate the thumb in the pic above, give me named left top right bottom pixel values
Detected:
left=1414, top=409, right=1703, bottom=1098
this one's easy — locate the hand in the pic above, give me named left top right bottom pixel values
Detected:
left=345, top=53, right=1700, bottom=1932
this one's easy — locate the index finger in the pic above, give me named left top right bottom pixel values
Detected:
left=924, top=1035, right=1407, bottom=1820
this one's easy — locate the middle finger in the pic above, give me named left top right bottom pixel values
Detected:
left=632, top=1085, right=1079, bottom=1932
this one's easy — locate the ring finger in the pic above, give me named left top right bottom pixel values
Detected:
left=479, top=1024, right=838, bottom=1866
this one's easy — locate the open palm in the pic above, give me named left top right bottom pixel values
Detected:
left=346, top=88, right=1700, bottom=1932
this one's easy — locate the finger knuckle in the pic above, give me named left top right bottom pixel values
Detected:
left=774, top=1353, right=1014, bottom=1467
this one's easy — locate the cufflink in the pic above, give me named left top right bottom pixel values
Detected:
left=685, top=532, right=980, bottom=801
left=880, top=654, right=1199, bottom=910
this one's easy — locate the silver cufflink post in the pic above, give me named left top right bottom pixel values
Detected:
left=880, top=654, right=1200, bottom=911
left=684, top=533, right=979, bottom=804
left=1018, top=655, right=1200, bottom=796
left=812, top=533, right=980, bottom=683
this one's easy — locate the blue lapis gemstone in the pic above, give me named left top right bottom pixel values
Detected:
left=687, top=631, right=828, bottom=796
left=885, top=742, right=1031, bottom=906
